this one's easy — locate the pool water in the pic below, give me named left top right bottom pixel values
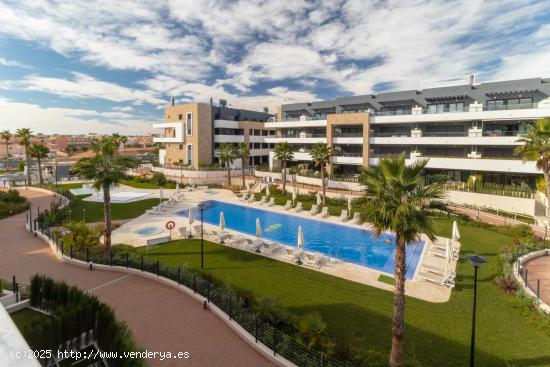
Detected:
left=178, top=200, right=425, bottom=278
left=70, top=187, right=96, bottom=196
left=134, top=226, right=164, bottom=237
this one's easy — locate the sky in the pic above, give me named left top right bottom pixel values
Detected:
left=0, top=0, right=550, bottom=135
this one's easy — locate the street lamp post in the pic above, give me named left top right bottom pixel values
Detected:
left=466, top=254, right=487, bottom=367
left=197, top=203, right=206, bottom=269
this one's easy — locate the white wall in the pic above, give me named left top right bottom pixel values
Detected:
left=445, top=190, right=535, bottom=216
left=255, top=170, right=364, bottom=192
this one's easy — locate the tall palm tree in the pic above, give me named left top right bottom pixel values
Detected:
left=274, top=142, right=294, bottom=194
left=516, top=117, right=550, bottom=223
left=111, top=133, right=122, bottom=157
left=120, top=136, right=128, bottom=156
left=70, top=138, right=138, bottom=252
left=218, top=144, right=237, bottom=186
left=1, top=130, right=10, bottom=164
left=236, top=142, right=250, bottom=188
left=29, top=143, right=50, bottom=185
left=357, top=154, right=444, bottom=367
left=16, top=128, right=32, bottom=184
left=309, top=143, right=332, bottom=204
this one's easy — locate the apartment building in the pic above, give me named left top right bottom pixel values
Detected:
left=265, top=76, right=550, bottom=187
left=153, top=100, right=275, bottom=169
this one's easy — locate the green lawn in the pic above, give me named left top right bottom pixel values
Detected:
left=120, top=217, right=550, bottom=367
left=120, top=178, right=177, bottom=189
left=70, top=198, right=160, bottom=222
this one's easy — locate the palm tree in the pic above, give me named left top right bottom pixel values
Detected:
left=274, top=142, right=294, bottom=194
left=357, top=154, right=444, bottom=367
left=516, top=117, right=550, bottom=223
left=1, top=130, right=10, bottom=163
left=111, top=133, right=122, bottom=157
left=70, top=138, right=138, bottom=252
left=236, top=142, right=250, bottom=188
left=218, top=144, right=237, bottom=186
left=120, top=136, right=128, bottom=156
left=16, top=128, right=32, bottom=184
left=309, top=143, right=332, bottom=204
left=29, top=143, right=50, bottom=185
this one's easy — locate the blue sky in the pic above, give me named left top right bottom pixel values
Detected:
left=0, top=0, right=550, bottom=134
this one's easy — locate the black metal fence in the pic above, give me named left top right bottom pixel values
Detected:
left=27, top=213, right=353, bottom=367
left=1, top=276, right=30, bottom=302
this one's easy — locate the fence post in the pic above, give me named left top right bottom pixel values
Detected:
left=207, top=281, right=210, bottom=302
left=61, top=241, right=64, bottom=256
left=537, top=279, right=540, bottom=298
left=70, top=245, right=73, bottom=259
left=524, top=268, right=528, bottom=283
left=273, top=328, right=277, bottom=356
left=177, top=267, right=181, bottom=285
left=255, top=316, right=258, bottom=343
left=193, top=274, right=196, bottom=294
left=86, top=248, right=89, bottom=263
left=156, top=260, right=160, bottom=277
left=110, top=251, right=113, bottom=266
left=126, top=252, right=129, bottom=269
left=141, top=255, right=144, bottom=271
left=15, top=282, right=19, bottom=303
left=229, top=298, right=232, bottom=320
left=12, top=275, right=16, bottom=294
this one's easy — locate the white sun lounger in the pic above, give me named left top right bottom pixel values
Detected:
left=177, top=226, right=187, bottom=238
left=319, top=207, right=329, bottom=218
left=421, top=263, right=455, bottom=277
left=350, top=212, right=360, bottom=224
left=293, top=202, right=303, bottom=212
left=266, top=197, right=275, bottom=207
left=429, top=243, right=459, bottom=262
left=246, top=195, right=255, bottom=203
left=284, top=200, right=292, bottom=210
left=258, top=195, right=267, bottom=205
left=419, top=271, right=455, bottom=288
left=339, top=209, right=348, bottom=221
left=309, top=204, right=318, bottom=216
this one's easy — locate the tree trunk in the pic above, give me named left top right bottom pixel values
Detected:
left=103, top=184, right=112, bottom=252
left=544, top=167, right=550, bottom=224
left=227, top=164, right=231, bottom=186
left=37, top=159, right=43, bottom=185
left=4, top=141, right=8, bottom=160
left=25, top=147, right=31, bottom=185
left=389, top=234, right=406, bottom=367
left=320, top=163, right=326, bottom=204
left=241, top=156, right=246, bottom=188
left=282, top=161, right=287, bottom=194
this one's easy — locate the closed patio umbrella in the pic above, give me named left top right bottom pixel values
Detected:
left=159, top=187, right=164, bottom=202
left=348, top=195, right=352, bottom=213
left=292, top=189, right=297, bottom=206
left=188, top=208, right=194, bottom=237
left=452, top=221, right=460, bottom=243
left=316, top=191, right=322, bottom=205
left=296, top=225, right=304, bottom=265
left=265, top=184, right=270, bottom=197
left=255, top=217, right=262, bottom=238
left=176, top=183, right=180, bottom=193
left=219, top=211, right=225, bottom=231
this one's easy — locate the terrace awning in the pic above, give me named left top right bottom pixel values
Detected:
left=485, top=89, right=548, bottom=100
left=340, top=102, right=376, bottom=111
left=378, top=99, right=423, bottom=108
left=425, top=95, right=473, bottom=103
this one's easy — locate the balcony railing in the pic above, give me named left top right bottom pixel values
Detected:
left=371, top=131, right=521, bottom=138
left=333, top=152, right=363, bottom=157
left=484, top=103, right=537, bottom=111
left=333, top=132, right=363, bottom=137
left=278, top=134, right=327, bottom=138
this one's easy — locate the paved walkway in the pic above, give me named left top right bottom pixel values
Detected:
left=524, top=254, right=550, bottom=306
left=0, top=188, right=274, bottom=367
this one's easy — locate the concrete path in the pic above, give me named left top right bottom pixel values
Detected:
left=0, top=188, right=275, bottom=367
left=524, top=255, right=550, bottom=306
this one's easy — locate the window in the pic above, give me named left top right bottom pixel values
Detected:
left=178, top=114, right=183, bottom=120
left=179, top=144, right=183, bottom=150
left=262, top=143, right=268, bottom=149
left=186, top=113, right=192, bottom=135
left=187, top=144, right=192, bottom=165
left=261, top=130, right=268, bottom=136
left=486, top=98, right=533, bottom=110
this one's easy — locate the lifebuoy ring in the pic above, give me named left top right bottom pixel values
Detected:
left=165, top=220, right=176, bottom=230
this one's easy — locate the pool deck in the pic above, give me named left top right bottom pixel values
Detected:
left=111, top=187, right=456, bottom=303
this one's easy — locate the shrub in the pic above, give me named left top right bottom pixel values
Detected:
left=151, top=172, right=167, bottom=187
left=296, top=312, right=328, bottom=350
left=495, top=274, right=520, bottom=294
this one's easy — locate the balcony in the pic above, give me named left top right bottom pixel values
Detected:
left=214, top=135, right=245, bottom=143
left=264, top=134, right=326, bottom=144
left=332, top=153, right=363, bottom=165
left=153, top=122, right=183, bottom=143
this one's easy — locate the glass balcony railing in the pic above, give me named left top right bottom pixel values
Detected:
left=484, top=103, right=537, bottom=111
left=333, top=152, right=363, bottom=157
left=333, top=132, right=363, bottom=137
left=371, top=131, right=521, bottom=138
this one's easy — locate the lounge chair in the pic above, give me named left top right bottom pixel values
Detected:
left=309, top=204, right=318, bottom=216
left=240, top=194, right=248, bottom=202
left=419, top=271, right=455, bottom=288
left=177, top=226, right=187, bottom=238
left=258, top=195, right=267, bottom=205
left=350, top=212, right=360, bottom=224
left=421, top=263, right=455, bottom=277
left=293, top=202, right=303, bottom=212
left=339, top=209, right=348, bottom=221
left=283, top=200, right=292, bottom=210
left=266, top=197, right=275, bottom=207
left=429, top=244, right=459, bottom=262
left=319, top=207, right=329, bottom=218
left=246, top=195, right=255, bottom=203
left=303, top=253, right=320, bottom=266
left=286, top=248, right=294, bottom=260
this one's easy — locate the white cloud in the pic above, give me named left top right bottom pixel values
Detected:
left=0, top=72, right=166, bottom=105
left=0, top=98, right=155, bottom=135
left=0, top=57, right=34, bottom=69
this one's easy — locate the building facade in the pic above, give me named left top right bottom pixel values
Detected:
left=154, top=101, right=275, bottom=169
left=264, top=77, right=550, bottom=187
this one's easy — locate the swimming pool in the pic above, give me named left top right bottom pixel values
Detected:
left=178, top=200, right=425, bottom=279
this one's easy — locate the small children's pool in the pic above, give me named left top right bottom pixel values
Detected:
left=134, top=226, right=164, bottom=237
left=70, top=187, right=96, bottom=196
